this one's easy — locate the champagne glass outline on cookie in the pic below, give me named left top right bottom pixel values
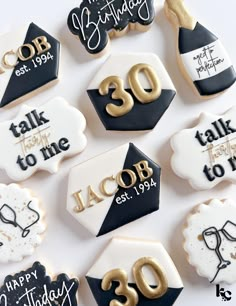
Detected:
left=202, top=221, right=236, bottom=283
left=0, top=201, right=40, bottom=245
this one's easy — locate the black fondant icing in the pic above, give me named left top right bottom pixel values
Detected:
left=179, top=22, right=217, bottom=54
left=68, top=0, right=155, bottom=55
left=194, top=66, right=236, bottom=96
left=86, top=276, right=183, bottom=306
left=97, top=143, right=161, bottom=236
left=0, top=23, right=60, bottom=108
left=87, top=89, right=176, bottom=130
left=0, top=262, right=79, bottom=305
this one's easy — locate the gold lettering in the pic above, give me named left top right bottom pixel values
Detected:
left=132, top=257, right=168, bottom=299
left=116, top=169, right=137, bottom=189
left=32, top=36, right=51, bottom=55
left=2, top=50, right=18, bottom=68
left=88, top=185, right=104, bottom=207
left=133, top=160, right=153, bottom=182
left=18, top=44, right=35, bottom=61
left=73, top=190, right=85, bottom=213
left=100, top=175, right=118, bottom=197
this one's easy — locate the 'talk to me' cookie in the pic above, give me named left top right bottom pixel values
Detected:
left=86, top=237, right=183, bottom=306
left=87, top=53, right=176, bottom=131
left=0, top=262, right=79, bottom=305
left=0, top=23, right=60, bottom=108
left=0, top=97, right=87, bottom=181
left=165, top=0, right=236, bottom=98
left=67, top=0, right=156, bottom=56
left=171, top=107, right=236, bottom=190
left=67, top=143, right=161, bottom=236
left=0, top=184, right=45, bottom=263
left=183, top=199, right=236, bottom=284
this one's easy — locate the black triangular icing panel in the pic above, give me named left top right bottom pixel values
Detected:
left=97, top=143, right=161, bottom=236
left=86, top=276, right=183, bottom=306
left=0, top=262, right=79, bottom=305
left=0, top=23, right=60, bottom=108
left=87, top=89, right=176, bottom=130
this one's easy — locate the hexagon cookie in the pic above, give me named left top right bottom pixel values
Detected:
left=67, top=143, right=161, bottom=236
left=86, top=237, right=183, bottom=306
left=87, top=53, right=176, bottom=131
left=0, top=23, right=60, bottom=108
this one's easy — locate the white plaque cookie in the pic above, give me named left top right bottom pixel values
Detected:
left=0, top=97, right=87, bottom=181
left=171, top=107, right=236, bottom=190
left=0, top=184, right=45, bottom=263
left=183, top=199, right=236, bottom=284
left=86, top=237, right=183, bottom=306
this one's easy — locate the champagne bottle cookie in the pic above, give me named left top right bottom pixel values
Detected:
left=165, top=0, right=236, bottom=98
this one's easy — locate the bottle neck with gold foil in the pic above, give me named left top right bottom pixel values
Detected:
left=165, top=0, right=197, bottom=30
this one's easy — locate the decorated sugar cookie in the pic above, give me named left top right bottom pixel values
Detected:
left=86, top=237, right=183, bottom=306
left=0, top=97, right=87, bottom=181
left=0, top=184, right=45, bottom=263
left=67, top=143, right=161, bottom=236
left=0, top=23, right=60, bottom=108
left=183, top=199, right=236, bottom=284
left=67, top=0, right=156, bottom=56
left=87, top=53, right=176, bottom=131
left=165, top=0, right=236, bottom=98
left=0, top=262, right=79, bottom=305
left=171, top=107, right=236, bottom=190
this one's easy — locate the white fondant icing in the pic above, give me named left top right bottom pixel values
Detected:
left=181, top=40, right=232, bottom=81
left=183, top=199, right=236, bottom=284
left=171, top=107, right=236, bottom=190
left=88, top=53, right=176, bottom=90
left=0, top=184, right=45, bottom=263
left=67, top=144, right=129, bottom=236
left=0, top=25, right=28, bottom=102
left=0, top=97, right=87, bottom=181
left=87, top=237, right=183, bottom=288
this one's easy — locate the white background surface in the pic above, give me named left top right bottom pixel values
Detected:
left=0, top=0, right=235, bottom=305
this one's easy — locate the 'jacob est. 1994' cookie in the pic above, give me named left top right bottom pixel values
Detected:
left=183, top=199, right=236, bottom=284
left=171, top=107, right=236, bottom=190
left=0, top=262, right=79, bottom=305
left=86, top=237, right=183, bottom=306
left=0, top=97, right=87, bottom=181
left=0, top=23, right=60, bottom=108
left=87, top=53, right=176, bottom=131
left=0, top=184, right=45, bottom=263
left=67, top=0, right=156, bottom=56
left=165, top=0, right=236, bottom=98
left=67, top=143, right=161, bottom=236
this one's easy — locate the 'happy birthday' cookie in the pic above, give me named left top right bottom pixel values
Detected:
left=183, top=199, right=236, bottom=284
left=165, top=0, right=236, bottom=98
left=86, top=237, right=183, bottom=306
left=87, top=53, right=176, bottom=131
left=67, top=143, right=161, bottom=236
left=0, top=97, right=87, bottom=181
left=0, top=262, right=79, bottom=305
left=171, top=107, right=236, bottom=190
left=67, top=0, right=156, bottom=56
left=0, top=184, right=45, bottom=263
left=0, top=23, right=60, bottom=108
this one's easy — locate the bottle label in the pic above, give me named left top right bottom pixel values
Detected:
left=181, top=40, right=232, bottom=81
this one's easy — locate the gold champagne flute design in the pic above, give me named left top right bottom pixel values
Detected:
left=202, top=221, right=236, bottom=283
